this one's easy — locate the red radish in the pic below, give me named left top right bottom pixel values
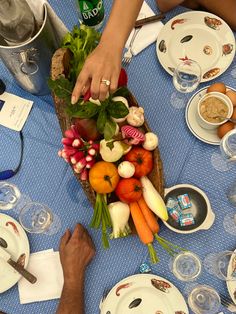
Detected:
left=83, top=90, right=91, bottom=101
left=91, top=143, right=100, bottom=151
left=61, top=137, right=74, bottom=146
left=88, top=148, right=96, bottom=156
left=64, top=129, right=75, bottom=139
left=70, top=151, right=85, bottom=164
left=85, top=155, right=93, bottom=162
left=71, top=125, right=80, bottom=138
left=73, top=118, right=100, bottom=141
left=115, top=178, right=142, bottom=203
left=76, top=157, right=87, bottom=169
left=86, top=160, right=95, bottom=169
left=72, top=138, right=83, bottom=148
left=80, top=168, right=88, bottom=180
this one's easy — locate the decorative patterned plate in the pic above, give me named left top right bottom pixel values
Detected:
left=100, top=274, right=189, bottom=314
left=0, top=213, right=30, bottom=293
left=185, top=86, right=236, bottom=145
left=156, top=11, right=235, bottom=82
left=227, top=250, right=236, bottom=304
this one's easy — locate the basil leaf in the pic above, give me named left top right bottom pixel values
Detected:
left=107, top=101, right=129, bottom=118
left=66, top=102, right=99, bottom=118
left=48, top=77, right=73, bottom=105
left=104, top=119, right=117, bottom=141
left=97, top=109, right=108, bottom=133
left=112, top=87, right=130, bottom=98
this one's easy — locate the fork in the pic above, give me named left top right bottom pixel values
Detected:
left=122, top=27, right=141, bottom=66
left=220, top=294, right=236, bottom=312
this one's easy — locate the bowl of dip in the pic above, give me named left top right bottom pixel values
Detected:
left=197, top=91, right=233, bottom=130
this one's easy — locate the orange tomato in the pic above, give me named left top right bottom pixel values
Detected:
left=124, top=147, right=153, bottom=178
left=89, top=161, right=119, bottom=194
left=115, top=178, right=142, bottom=203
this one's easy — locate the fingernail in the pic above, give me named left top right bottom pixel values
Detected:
left=71, top=95, right=77, bottom=105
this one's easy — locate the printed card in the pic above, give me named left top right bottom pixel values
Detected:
left=0, top=92, right=33, bottom=131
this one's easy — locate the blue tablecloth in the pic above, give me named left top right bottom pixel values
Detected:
left=0, top=1, right=236, bottom=313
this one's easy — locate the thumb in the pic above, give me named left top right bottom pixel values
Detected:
left=59, top=229, right=71, bottom=251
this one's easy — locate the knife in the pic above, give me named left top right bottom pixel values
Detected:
left=135, top=13, right=165, bottom=28
left=0, top=247, right=37, bottom=284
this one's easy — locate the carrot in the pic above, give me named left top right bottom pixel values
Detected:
left=129, top=202, right=158, bottom=264
left=137, top=197, right=187, bottom=256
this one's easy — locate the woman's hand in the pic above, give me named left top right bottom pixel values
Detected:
left=71, top=42, right=122, bottom=103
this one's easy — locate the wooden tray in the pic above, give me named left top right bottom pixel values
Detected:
left=50, top=48, right=165, bottom=206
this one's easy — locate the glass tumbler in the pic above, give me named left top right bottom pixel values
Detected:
left=188, top=285, right=221, bottom=314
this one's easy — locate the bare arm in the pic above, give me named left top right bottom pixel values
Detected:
left=71, top=0, right=144, bottom=103
left=56, top=224, right=95, bottom=314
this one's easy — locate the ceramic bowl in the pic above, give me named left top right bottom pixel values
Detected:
left=163, top=184, right=215, bottom=234
left=197, top=91, right=233, bottom=130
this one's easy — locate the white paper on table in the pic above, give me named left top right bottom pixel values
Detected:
left=125, top=1, right=163, bottom=55
left=18, top=251, right=64, bottom=304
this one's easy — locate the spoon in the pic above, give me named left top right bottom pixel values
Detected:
left=0, top=237, right=7, bottom=248
left=214, top=115, right=236, bottom=123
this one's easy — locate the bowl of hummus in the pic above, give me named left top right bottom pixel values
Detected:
left=197, top=92, right=233, bottom=130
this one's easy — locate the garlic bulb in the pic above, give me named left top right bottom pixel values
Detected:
left=142, top=132, right=159, bottom=151
left=118, top=161, right=135, bottom=178
left=127, top=106, right=144, bottom=127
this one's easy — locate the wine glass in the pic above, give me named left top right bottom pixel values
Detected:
left=169, top=251, right=202, bottom=282
left=0, top=181, right=21, bottom=210
left=188, top=284, right=221, bottom=314
left=203, top=251, right=236, bottom=281
left=19, top=202, right=61, bottom=235
left=211, top=128, right=236, bottom=172
left=171, top=59, right=202, bottom=109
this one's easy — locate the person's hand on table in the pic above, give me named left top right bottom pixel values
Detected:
left=57, top=223, right=95, bottom=314
left=71, top=42, right=122, bottom=103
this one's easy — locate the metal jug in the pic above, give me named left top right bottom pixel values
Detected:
left=0, top=4, right=59, bottom=95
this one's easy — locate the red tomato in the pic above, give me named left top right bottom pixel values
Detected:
left=124, top=147, right=153, bottom=178
left=115, top=178, right=142, bottom=203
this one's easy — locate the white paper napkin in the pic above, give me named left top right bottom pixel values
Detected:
left=18, top=250, right=64, bottom=304
left=125, top=1, right=163, bottom=55
left=26, top=0, right=68, bottom=46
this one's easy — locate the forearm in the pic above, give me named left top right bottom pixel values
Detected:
left=56, top=277, right=85, bottom=314
left=100, top=0, right=144, bottom=51
left=156, top=0, right=185, bottom=12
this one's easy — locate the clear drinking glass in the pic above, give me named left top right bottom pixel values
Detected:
left=0, top=181, right=21, bottom=210
left=170, top=251, right=202, bottom=282
left=171, top=59, right=202, bottom=109
left=203, top=251, right=236, bottom=281
left=188, top=285, right=221, bottom=314
left=19, top=202, right=54, bottom=234
left=211, top=129, right=236, bottom=172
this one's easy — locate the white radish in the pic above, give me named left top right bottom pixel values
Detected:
left=99, top=139, right=124, bottom=162
left=118, top=161, right=135, bottom=178
left=111, top=96, right=129, bottom=123
left=142, top=132, right=159, bottom=151
left=140, top=176, right=168, bottom=221
left=108, top=202, right=131, bottom=238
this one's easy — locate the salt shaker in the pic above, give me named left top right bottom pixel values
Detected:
left=0, top=0, right=36, bottom=45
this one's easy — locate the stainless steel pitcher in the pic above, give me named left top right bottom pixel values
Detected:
left=0, top=4, right=59, bottom=95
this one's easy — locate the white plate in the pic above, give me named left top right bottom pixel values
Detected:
left=0, top=213, right=30, bottom=293
left=101, top=274, right=189, bottom=314
left=185, top=86, right=236, bottom=145
left=156, top=11, right=235, bottom=82
left=227, top=250, right=236, bottom=304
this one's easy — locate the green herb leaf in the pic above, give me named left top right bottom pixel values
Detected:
left=112, top=86, right=131, bottom=98
left=66, top=102, right=99, bottom=118
left=48, top=77, right=73, bottom=105
left=104, top=119, right=117, bottom=141
left=97, top=109, right=108, bottom=133
left=107, top=101, right=129, bottom=118
left=106, top=141, right=115, bottom=150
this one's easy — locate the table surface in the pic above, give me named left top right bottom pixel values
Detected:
left=0, top=0, right=236, bottom=313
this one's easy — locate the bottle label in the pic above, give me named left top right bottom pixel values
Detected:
left=78, top=0, right=104, bottom=27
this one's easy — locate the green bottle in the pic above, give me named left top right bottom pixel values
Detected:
left=77, top=0, right=104, bottom=29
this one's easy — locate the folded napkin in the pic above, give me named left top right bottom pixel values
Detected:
left=125, top=1, right=163, bottom=56
left=18, top=249, right=64, bottom=304
left=26, top=0, right=68, bottom=46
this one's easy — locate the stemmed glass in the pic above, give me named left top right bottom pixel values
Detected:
left=211, top=128, right=236, bottom=172
left=19, top=202, right=61, bottom=235
left=203, top=251, right=236, bottom=281
left=171, top=59, right=202, bottom=109
left=0, top=181, right=21, bottom=210
left=188, top=285, right=221, bottom=314
left=169, top=251, right=202, bottom=282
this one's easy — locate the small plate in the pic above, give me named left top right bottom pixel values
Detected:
left=156, top=11, right=235, bottom=82
left=0, top=213, right=30, bottom=293
left=227, top=250, right=236, bottom=304
left=101, top=273, right=189, bottom=314
left=185, top=86, right=236, bottom=145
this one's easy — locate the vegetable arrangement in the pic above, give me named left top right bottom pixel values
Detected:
left=49, top=25, right=186, bottom=262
